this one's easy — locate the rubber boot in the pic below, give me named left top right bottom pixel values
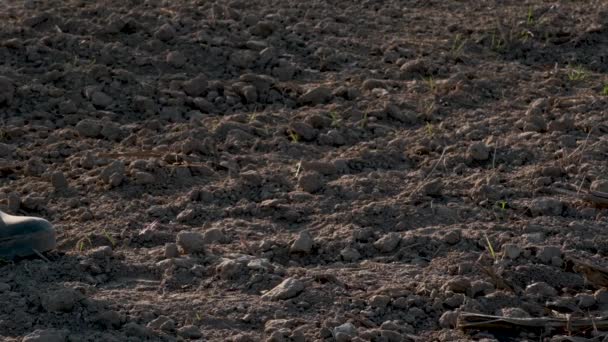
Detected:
left=0, top=210, right=56, bottom=259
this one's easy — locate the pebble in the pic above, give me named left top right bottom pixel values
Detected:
left=468, top=142, right=489, bottom=161
left=444, top=229, right=461, bottom=245
left=0, top=142, right=14, bottom=157
left=536, top=246, right=561, bottom=264
left=399, top=59, right=428, bottom=79
left=88, top=246, right=113, bottom=259
left=591, top=180, right=608, bottom=193
left=134, top=171, right=155, bottom=185
left=183, top=74, right=208, bottom=97
left=75, top=119, right=102, bottom=137
left=51, top=171, right=69, bottom=190
left=262, top=277, right=304, bottom=300
left=177, top=325, right=202, bottom=339
left=289, top=122, right=317, bottom=141
left=123, top=322, right=153, bottom=338
left=340, top=247, right=361, bottom=262
left=91, top=91, right=112, bottom=108
left=216, top=259, right=243, bottom=279
left=0, top=76, right=15, bottom=105
left=594, top=289, right=608, bottom=305
left=176, top=208, right=196, bottom=222
left=438, top=310, right=458, bottom=328
left=502, top=244, right=521, bottom=259
left=42, top=288, right=83, bottom=312
left=575, top=293, right=596, bottom=308
left=333, top=323, right=357, bottom=340
left=101, top=121, right=123, bottom=141
left=528, top=197, right=563, bottom=216
left=164, top=243, right=179, bottom=258
left=22, top=329, right=67, bottom=342
left=380, top=329, right=404, bottom=342
left=373, top=232, right=401, bottom=253
left=203, top=228, right=226, bottom=244
left=176, top=231, right=206, bottom=254
left=442, top=277, right=471, bottom=294
left=298, top=86, right=332, bottom=105
left=369, top=294, right=391, bottom=308
left=500, top=307, right=530, bottom=318
left=166, top=51, right=186, bottom=68
left=298, top=171, right=324, bottom=193
left=290, top=231, right=314, bottom=254
left=524, top=282, right=557, bottom=298
left=155, top=23, right=176, bottom=41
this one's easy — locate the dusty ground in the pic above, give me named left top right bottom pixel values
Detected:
left=1, top=0, right=608, bottom=341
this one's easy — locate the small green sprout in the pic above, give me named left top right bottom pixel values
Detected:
left=288, top=130, right=300, bottom=143
left=329, top=111, right=341, bottom=127
left=103, top=229, right=116, bottom=247
left=484, top=234, right=497, bottom=260
left=567, top=65, right=587, bottom=81
left=450, top=33, right=467, bottom=57
left=77, top=236, right=92, bottom=252
left=425, top=122, right=434, bottom=137
left=294, top=160, right=302, bottom=178
left=359, top=112, right=368, bottom=128
left=601, top=84, right=608, bottom=96
left=424, top=76, right=437, bottom=93
left=526, top=6, right=534, bottom=25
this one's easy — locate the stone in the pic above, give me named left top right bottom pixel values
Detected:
left=164, top=243, right=179, bottom=258
left=444, top=229, right=461, bottom=245
left=123, top=322, right=153, bottom=338
left=373, top=232, right=401, bottom=252
left=134, top=171, right=155, bottom=184
left=176, top=231, right=206, bottom=254
left=183, top=75, right=208, bottom=97
left=167, top=51, right=186, bottom=68
left=502, top=244, right=521, bottom=259
left=438, top=310, right=458, bottom=328
left=340, top=247, right=360, bottom=262
left=91, top=91, right=112, bottom=108
left=528, top=197, right=563, bottom=216
left=0, top=142, right=15, bottom=157
left=51, top=171, right=69, bottom=190
left=290, top=231, right=314, bottom=254
left=262, top=277, right=305, bottom=300
left=298, top=86, right=332, bottom=105
left=536, top=246, right=561, bottom=264
left=443, top=277, right=471, bottom=294
left=399, top=59, right=428, bottom=79
left=177, top=325, right=202, bottom=339
left=93, top=310, right=121, bottom=328
left=75, top=119, right=102, bottom=137
left=524, top=282, right=557, bottom=298
left=576, top=293, right=596, bottom=309
left=88, top=246, right=113, bottom=259
left=468, top=142, right=489, bottom=161
left=22, top=329, right=67, bottom=342
left=216, top=259, right=243, bottom=279
left=203, top=228, right=227, bottom=244
left=591, top=180, right=608, bottom=193
left=500, top=307, right=530, bottom=318
left=333, top=323, right=357, bottom=340
left=369, top=294, right=390, bottom=308
left=380, top=329, right=403, bottom=342
left=176, top=208, right=196, bottom=222
left=298, top=172, right=323, bottom=193
left=42, top=288, right=83, bottom=312
left=101, top=122, right=123, bottom=141
left=595, top=289, right=608, bottom=305
left=289, top=122, right=317, bottom=141
left=155, top=23, right=176, bottom=41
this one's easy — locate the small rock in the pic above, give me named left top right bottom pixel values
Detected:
left=123, top=322, right=153, bottom=338
left=502, top=244, right=521, bottom=259
left=93, top=310, right=121, bottom=328
left=369, top=294, right=391, bottom=308
left=42, top=288, right=83, bottom=312
left=373, top=232, right=401, bottom=253
left=468, top=142, right=489, bottom=161
left=262, top=277, right=304, bottom=300
left=444, top=229, right=461, bottom=245
left=91, top=91, right=112, bottom=108
left=421, top=179, right=442, bottom=196
left=134, top=171, right=155, bottom=185
left=500, top=307, right=530, bottom=318
left=470, top=280, right=494, bottom=297
left=438, top=310, right=458, bottom=328
left=216, top=259, right=244, bottom=279
left=22, top=329, right=67, bottom=342
left=203, top=228, right=226, bottom=244
left=177, top=325, right=202, bottom=339
left=101, top=121, right=123, bottom=141
left=537, top=246, right=561, bottom=264
left=443, top=277, right=471, bottom=294
left=51, top=171, right=69, bottom=190
left=290, top=231, right=314, bottom=254
left=298, top=171, right=324, bottom=193
left=7, top=192, right=20, bottom=213
left=183, top=74, right=208, bottom=97
left=525, top=282, right=557, bottom=298
left=333, top=322, right=357, bottom=340
left=362, top=79, right=387, bottom=90
left=147, top=316, right=174, bottom=330
left=528, top=198, right=563, bottom=216
left=0, top=142, right=15, bottom=157
left=399, top=59, right=428, bottom=79
left=289, top=122, right=317, bottom=141
left=340, top=247, right=360, bottom=262
left=176, top=231, right=206, bottom=254
left=380, top=329, right=403, bottom=342
left=164, top=243, right=179, bottom=258
left=167, top=51, right=186, bottom=68
left=75, top=119, right=102, bottom=138
left=176, top=208, right=196, bottom=223
left=298, top=86, right=332, bottom=105
left=88, top=246, right=113, bottom=259
left=155, top=23, right=176, bottom=41
left=595, top=289, right=608, bottom=305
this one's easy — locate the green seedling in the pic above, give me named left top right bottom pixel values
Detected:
left=526, top=6, right=534, bottom=25
left=77, top=236, right=93, bottom=252
left=601, top=84, right=608, bottom=96
left=103, top=229, right=116, bottom=247
left=568, top=65, right=587, bottom=81
left=484, top=234, right=497, bottom=260
left=490, top=31, right=506, bottom=52
left=329, top=111, right=341, bottom=127
left=294, top=160, right=302, bottom=178
left=450, top=33, right=467, bottom=57
left=359, top=112, right=368, bottom=128
left=196, top=313, right=203, bottom=321
left=424, top=76, right=437, bottom=93
left=425, top=122, right=434, bottom=137
left=288, top=130, right=300, bottom=143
